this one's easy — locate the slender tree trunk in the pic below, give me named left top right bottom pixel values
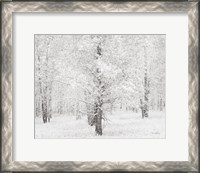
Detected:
left=47, top=96, right=51, bottom=122
left=42, top=96, right=48, bottom=123
left=143, top=47, right=149, bottom=118
left=38, top=80, right=42, bottom=117
left=143, top=76, right=149, bottom=117
left=47, top=82, right=52, bottom=122
left=94, top=101, right=102, bottom=136
left=140, top=99, right=145, bottom=118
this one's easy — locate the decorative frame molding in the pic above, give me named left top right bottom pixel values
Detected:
left=1, top=1, right=199, bottom=172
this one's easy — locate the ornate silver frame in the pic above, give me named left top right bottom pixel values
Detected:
left=1, top=1, right=199, bottom=172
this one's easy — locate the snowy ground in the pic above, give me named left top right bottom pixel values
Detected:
left=35, top=111, right=165, bottom=139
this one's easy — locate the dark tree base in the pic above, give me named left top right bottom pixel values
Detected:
left=43, top=116, right=47, bottom=123
left=95, top=128, right=102, bottom=136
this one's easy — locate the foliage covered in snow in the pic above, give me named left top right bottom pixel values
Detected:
left=35, top=34, right=165, bottom=138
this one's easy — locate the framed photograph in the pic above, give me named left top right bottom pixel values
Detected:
left=1, top=1, right=199, bottom=172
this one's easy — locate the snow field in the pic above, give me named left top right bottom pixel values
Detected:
left=35, top=111, right=165, bottom=139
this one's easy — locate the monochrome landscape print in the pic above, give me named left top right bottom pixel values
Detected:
left=35, top=34, right=165, bottom=138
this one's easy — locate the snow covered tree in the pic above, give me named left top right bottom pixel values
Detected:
left=35, top=35, right=62, bottom=123
left=35, top=34, right=165, bottom=136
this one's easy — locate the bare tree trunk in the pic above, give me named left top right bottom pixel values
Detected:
left=47, top=82, right=52, bottom=122
left=143, top=76, right=150, bottom=117
left=143, top=47, right=150, bottom=118
left=94, top=102, right=102, bottom=136
left=140, top=99, right=145, bottom=119
left=42, top=97, right=48, bottom=123
left=47, top=96, right=52, bottom=122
